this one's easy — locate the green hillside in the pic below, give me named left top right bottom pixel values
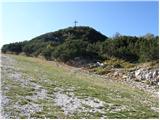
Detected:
left=1, top=54, right=159, bottom=119
left=1, top=26, right=158, bottom=63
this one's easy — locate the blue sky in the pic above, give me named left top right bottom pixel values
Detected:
left=1, top=1, right=159, bottom=46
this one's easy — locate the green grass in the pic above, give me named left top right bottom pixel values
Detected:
left=2, top=54, right=159, bottom=119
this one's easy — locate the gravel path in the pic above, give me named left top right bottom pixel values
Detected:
left=1, top=55, right=45, bottom=118
left=1, top=55, right=109, bottom=118
left=53, top=87, right=106, bottom=115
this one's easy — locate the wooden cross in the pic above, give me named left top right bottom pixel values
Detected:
left=74, top=20, right=78, bottom=27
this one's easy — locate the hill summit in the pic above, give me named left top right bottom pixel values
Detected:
left=2, top=26, right=108, bottom=61
left=31, top=26, right=107, bottom=43
left=2, top=26, right=158, bottom=63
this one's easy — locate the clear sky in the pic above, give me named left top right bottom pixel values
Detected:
left=1, top=1, right=159, bottom=47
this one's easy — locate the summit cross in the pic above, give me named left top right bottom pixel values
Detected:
left=74, top=20, right=78, bottom=27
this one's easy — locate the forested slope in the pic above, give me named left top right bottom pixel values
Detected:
left=1, top=26, right=159, bottom=63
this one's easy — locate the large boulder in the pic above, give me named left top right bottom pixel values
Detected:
left=135, top=68, right=159, bottom=84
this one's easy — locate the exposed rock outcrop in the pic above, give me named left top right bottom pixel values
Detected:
left=135, top=68, right=159, bottom=85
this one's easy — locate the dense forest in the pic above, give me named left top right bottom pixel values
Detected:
left=1, top=26, right=159, bottom=63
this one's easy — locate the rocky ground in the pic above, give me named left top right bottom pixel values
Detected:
left=1, top=54, right=159, bottom=119
left=86, top=63, right=159, bottom=98
left=95, top=69, right=159, bottom=98
left=0, top=55, right=109, bottom=118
